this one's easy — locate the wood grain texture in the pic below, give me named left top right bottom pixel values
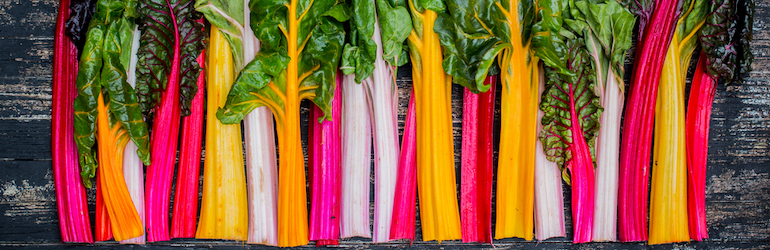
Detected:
left=0, top=0, right=768, bottom=248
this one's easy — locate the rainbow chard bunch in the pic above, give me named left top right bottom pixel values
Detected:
left=687, top=0, right=754, bottom=241
left=433, top=0, right=500, bottom=243
left=135, top=0, right=204, bottom=241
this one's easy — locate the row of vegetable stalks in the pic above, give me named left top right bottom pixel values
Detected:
left=50, top=0, right=753, bottom=246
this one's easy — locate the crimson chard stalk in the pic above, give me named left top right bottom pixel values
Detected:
left=687, top=0, right=755, bottom=240
left=308, top=74, right=343, bottom=244
left=433, top=3, right=500, bottom=240
left=137, top=0, right=204, bottom=241
left=617, top=0, right=682, bottom=241
left=53, top=0, right=93, bottom=243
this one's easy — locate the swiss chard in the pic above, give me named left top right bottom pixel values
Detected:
left=137, top=0, right=204, bottom=241
left=389, top=90, right=417, bottom=242
left=73, top=0, right=149, bottom=241
left=433, top=0, right=500, bottom=242
left=308, top=75, right=343, bottom=244
left=195, top=26, right=249, bottom=241
left=617, top=0, right=682, bottom=242
left=572, top=0, right=635, bottom=242
left=340, top=0, right=375, bottom=240
left=215, top=0, right=347, bottom=246
left=688, top=0, right=755, bottom=241
left=406, top=0, right=461, bottom=242
left=53, top=0, right=93, bottom=243
left=438, top=0, right=567, bottom=241
left=649, top=0, right=708, bottom=244
left=539, top=33, right=603, bottom=244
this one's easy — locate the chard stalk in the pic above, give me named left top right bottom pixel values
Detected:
left=308, top=74, right=343, bottom=244
left=121, top=26, right=146, bottom=244
left=341, top=74, right=373, bottom=239
left=389, top=91, right=417, bottom=242
left=617, top=0, right=682, bottom=241
left=534, top=65, right=565, bottom=241
left=95, top=179, right=113, bottom=241
left=242, top=3, right=279, bottom=245
left=685, top=53, right=715, bottom=241
left=368, top=13, right=401, bottom=243
left=406, top=0, right=461, bottom=241
left=460, top=76, right=496, bottom=243
left=195, top=27, right=248, bottom=241
left=53, top=0, right=93, bottom=242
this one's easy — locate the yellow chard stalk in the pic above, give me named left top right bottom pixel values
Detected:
left=406, top=0, right=461, bottom=242
left=195, top=26, right=249, bottom=240
left=650, top=0, right=708, bottom=244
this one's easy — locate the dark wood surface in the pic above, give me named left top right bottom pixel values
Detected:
left=1, top=0, right=768, bottom=248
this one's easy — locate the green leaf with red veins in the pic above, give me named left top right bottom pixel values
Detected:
left=539, top=38, right=602, bottom=181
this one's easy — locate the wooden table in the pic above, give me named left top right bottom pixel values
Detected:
left=0, top=0, right=768, bottom=248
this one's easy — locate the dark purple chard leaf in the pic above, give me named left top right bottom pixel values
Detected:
left=698, top=0, right=754, bottom=85
left=136, top=0, right=204, bottom=116
left=65, top=0, right=98, bottom=57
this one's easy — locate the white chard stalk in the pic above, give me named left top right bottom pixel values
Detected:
left=341, top=73, right=373, bottom=238
left=592, top=72, right=623, bottom=242
left=533, top=65, right=565, bottom=241
left=243, top=4, right=279, bottom=245
left=121, top=26, right=146, bottom=245
left=366, top=15, right=400, bottom=243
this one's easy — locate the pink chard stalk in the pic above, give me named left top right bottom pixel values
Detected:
left=136, top=0, right=205, bottom=242
left=308, top=73, right=343, bottom=245
left=389, top=91, right=417, bottom=242
left=53, top=0, right=93, bottom=243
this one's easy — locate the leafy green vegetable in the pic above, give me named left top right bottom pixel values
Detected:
left=217, top=0, right=347, bottom=123
left=375, top=0, right=411, bottom=66
left=434, top=0, right=499, bottom=93
left=194, top=0, right=245, bottom=70
left=539, top=38, right=602, bottom=175
left=341, top=0, right=376, bottom=83
left=73, top=0, right=151, bottom=188
left=573, top=0, right=634, bottom=91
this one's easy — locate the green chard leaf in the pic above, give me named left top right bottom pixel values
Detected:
left=137, top=0, right=205, bottom=116
left=699, top=0, right=754, bottom=85
left=74, top=0, right=152, bottom=187
left=375, top=0, right=411, bottom=66
left=216, top=0, right=347, bottom=124
left=434, top=0, right=500, bottom=93
left=574, top=0, right=634, bottom=92
left=539, top=38, right=603, bottom=173
left=341, top=0, right=377, bottom=83
left=195, top=0, right=245, bottom=69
